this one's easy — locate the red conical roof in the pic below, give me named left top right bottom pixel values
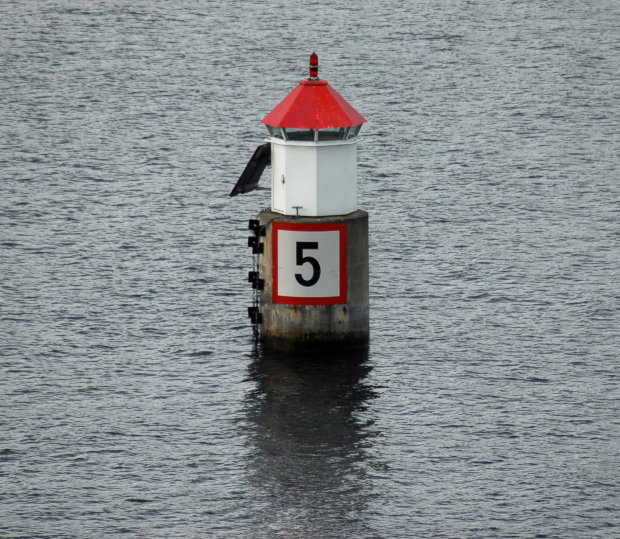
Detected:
left=261, top=54, right=366, bottom=129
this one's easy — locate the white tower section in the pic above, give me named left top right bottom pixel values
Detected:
left=270, top=136, right=358, bottom=217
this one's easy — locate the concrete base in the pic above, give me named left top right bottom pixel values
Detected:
left=258, top=209, right=369, bottom=351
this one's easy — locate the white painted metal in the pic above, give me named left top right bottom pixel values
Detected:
left=269, top=137, right=358, bottom=216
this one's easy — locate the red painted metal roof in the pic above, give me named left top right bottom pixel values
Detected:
left=262, top=74, right=366, bottom=129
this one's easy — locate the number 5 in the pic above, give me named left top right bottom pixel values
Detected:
left=295, top=242, right=321, bottom=287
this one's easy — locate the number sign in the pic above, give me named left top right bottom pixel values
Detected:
left=272, top=221, right=347, bottom=305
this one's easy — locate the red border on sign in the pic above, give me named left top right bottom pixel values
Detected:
left=272, top=221, right=347, bottom=305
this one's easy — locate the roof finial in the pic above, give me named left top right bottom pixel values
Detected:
left=309, top=52, right=319, bottom=80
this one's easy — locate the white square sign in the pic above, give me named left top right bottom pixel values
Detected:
left=272, top=222, right=347, bottom=305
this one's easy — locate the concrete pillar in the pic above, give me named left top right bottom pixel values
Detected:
left=258, top=209, right=369, bottom=351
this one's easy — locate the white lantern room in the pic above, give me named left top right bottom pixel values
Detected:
left=261, top=53, right=366, bottom=217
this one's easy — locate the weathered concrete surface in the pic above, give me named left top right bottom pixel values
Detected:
left=259, top=209, right=369, bottom=351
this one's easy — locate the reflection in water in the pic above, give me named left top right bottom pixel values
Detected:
left=242, top=346, right=380, bottom=536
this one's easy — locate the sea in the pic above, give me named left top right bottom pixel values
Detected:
left=1, top=0, right=619, bottom=537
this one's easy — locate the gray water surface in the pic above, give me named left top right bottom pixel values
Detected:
left=1, top=1, right=619, bottom=537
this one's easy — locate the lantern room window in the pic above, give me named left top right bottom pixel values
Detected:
left=282, top=128, right=315, bottom=141
left=265, top=124, right=363, bottom=141
left=266, top=125, right=284, bottom=139
left=345, top=124, right=362, bottom=139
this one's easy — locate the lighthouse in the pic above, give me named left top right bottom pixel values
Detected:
left=232, top=53, right=369, bottom=350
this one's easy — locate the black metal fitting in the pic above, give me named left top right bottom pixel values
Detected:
left=248, top=219, right=260, bottom=232
left=247, top=271, right=264, bottom=290
left=248, top=236, right=264, bottom=253
left=247, top=306, right=263, bottom=324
